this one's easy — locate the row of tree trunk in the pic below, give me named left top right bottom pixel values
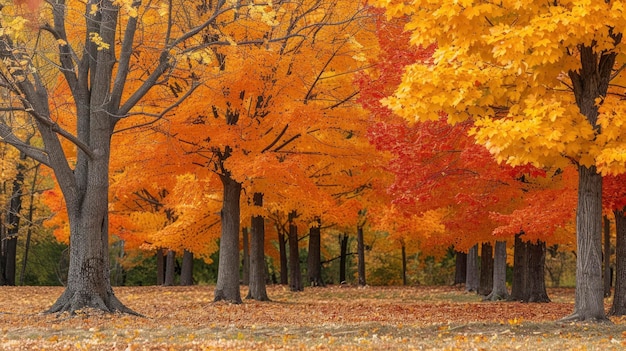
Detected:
left=456, top=236, right=550, bottom=303
left=155, top=248, right=194, bottom=286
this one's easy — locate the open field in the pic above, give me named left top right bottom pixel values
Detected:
left=0, top=285, right=625, bottom=350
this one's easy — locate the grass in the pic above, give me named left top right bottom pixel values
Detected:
left=0, top=285, right=624, bottom=350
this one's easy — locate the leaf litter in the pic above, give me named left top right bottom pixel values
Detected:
left=0, top=285, right=624, bottom=350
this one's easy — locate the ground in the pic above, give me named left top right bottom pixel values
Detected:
left=0, top=285, right=624, bottom=350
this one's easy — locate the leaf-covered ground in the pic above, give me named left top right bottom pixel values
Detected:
left=0, top=285, right=625, bottom=350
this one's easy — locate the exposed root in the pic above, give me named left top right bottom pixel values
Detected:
left=558, top=312, right=611, bottom=324
left=483, top=290, right=509, bottom=302
left=45, top=289, right=143, bottom=317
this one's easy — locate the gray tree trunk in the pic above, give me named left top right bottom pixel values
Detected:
left=357, top=225, right=366, bottom=286
left=560, top=165, right=606, bottom=321
left=561, top=43, right=615, bottom=322
left=288, top=211, right=303, bottom=292
left=180, top=250, right=193, bottom=286
left=156, top=248, right=165, bottom=286
left=339, top=234, right=348, bottom=283
left=485, top=241, right=509, bottom=301
left=527, top=240, right=550, bottom=303
left=278, top=229, right=288, bottom=285
left=604, top=215, right=612, bottom=298
left=214, top=174, right=242, bottom=303
left=465, top=244, right=479, bottom=292
left=242, top=227, right=250, bottom=286
left=610, top=209, right=626, bottom=316
left=479, top=242, right=493, bottom=296
left=247, top=193, right=269, bottom=301
left=454, top=251, right=467, bottom=285
left=509, top=233, right=528, bottom=301
left=164, top=250, right=176, bottom=286
left=307, top=219, right=324, bottom=287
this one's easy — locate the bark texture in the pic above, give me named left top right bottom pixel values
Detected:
left=214, top=175, right=242, bottom=303
left=164, top=250, right=176, bottom=286
left=180, top=250, right=193, bottom=286
left=485, top=241, right=509, bottom=301
left=242, top=227, right=250, bottom=286
left=247, top=193, right=269, bottom=301
left=278, top=230, right=288, bottom=285
left=509, top=233, right=528, bottom=301
left=357, top=225, right=366, bottom=286
left=527, top=240, right=550, bottom=303
left=479, top=242, right=493, bottom=296
left=339, top=234, right=349, bottom=283
left=465, top=244, right=479, bottom=292
left=454, top=251, right=467, bottom=285
left=610, top=209, right=626, bottom=316
left=307, top=220, right=324, bottom=287
left=604, top=215, right=612, bottom=298
left=288, top=211, right=303, bottom=292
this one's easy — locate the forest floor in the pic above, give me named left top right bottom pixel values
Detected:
left=0, top=285, right=624, bottom=350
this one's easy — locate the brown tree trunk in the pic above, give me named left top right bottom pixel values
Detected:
left=339, top=234, right=348, bottom=284
left=307, top=219, right=324, bottom=287
left=278, top=229, right=288, bottom=285
left=479, top=242, right=493, bottom=296
left=604, top=215, right=612, bottom=298
left=527, top=240, right=550, bottom=303
left=510, top=233, right=528, bottom=301
left=164, top=250, right=176, bottom=286
left=288, top=211, right=303, bottom=292
left=454, top=250, right=467, bottom=285
left=610, top=209, right=626, bottom=316
left=242, top=227, right=250, bottom=286
left=465, top=244, right=479, bottom=292
left=247, top=193, right=269, bottom=301
left=180, top=250, right=193, bottom=286
left=485, top=241, right=509, bottom=301
left=156, top=248, right=165, bottom=286
left=214, top=174, right=242, bottom=303
left=357, top=225, right=366, bottom=286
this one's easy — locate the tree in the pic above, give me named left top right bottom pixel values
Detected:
left=374, top=0, right=626, bottom=321
left=0, top=0, right=253, bottom=313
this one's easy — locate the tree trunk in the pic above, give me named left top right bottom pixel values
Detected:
left=402, top=244, right=407, bottom=286
left=164, top=250, right=176, bottom=286
left=485, top=241, right=509, bottom=301
left=180, top=250, right=193, bottom=286
left=510, top=233, right=528, bottom=301
left=339, top=234, right=348, bottom=283
left=278, top=229, right=288, bottom=285
left=479, top=242, right=493, bottom=296
left=288, top=211, right=303, bottom=292
left=247, top=192, right=269, bottom=301
left=561, top=165, right=606, bottom=321
left=242, top=227, right=250, bottom=286
left=466, top=244, right=479, bottom=292
left=156, top=248, right=165, bottom=286
left=563, top=43, right=615, bottom=322
left=214, top=174, right=242, bottom=303
left=307, top=219, right=324, bottom=287
left=604, top=215, right=612, bottom=298
left=454, top=250, right=467, bottom=285
left=527, top=240, right=550, bottom=303
left=3, top=154, right=25, bottom=286
left=357, top=225, right=366, bottom=286
left=610, top=209, right=626, bottom=316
